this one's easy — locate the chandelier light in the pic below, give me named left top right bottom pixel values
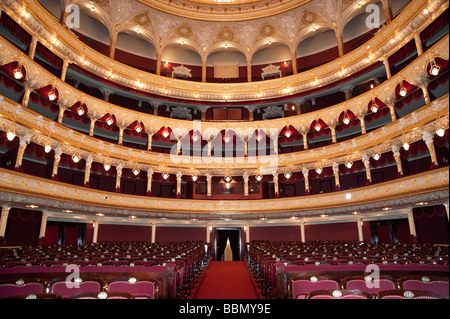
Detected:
left=224, top=176, right=233, bottom=183
left=133, top=168, right=140, bottom=176
left=399, top=85, right=407, bottom=97
left=48, top=88, right=57, bottom=101
left=436, top=128, right=445, bottom=137
left=106, top=115, right=114, bottom=126
left=345, top=161, right=353, bottom=169
left=13, top=67, right=23, bottom=80
left=44, top=145, right=52, bottom=153
left=192, top=175, right=198, bottom=182
left=162, top=128, right=170, bottom=138
left=343, top=113, right=351, bottom=125
left=135, top=123, right=143, bottom=133
left=6, top=131, right=15, bottom=141
left=255, top=175, right=263, bottom=182
left=429, top=59, right=440, bottom=76
left=162, top=172, right=169, bottom=180
left=284, top=129, right=292, bottom=138
left=284, top=172, right=292, bottom=179
left=403, top=142, right=410, bottom=151
left=315, top=167, right=323, bottom=174
left=370, top=101, right=378, bottom=113
left=104, top=163, right=111, bottom=171
left=77, top=105, right=85, bottom=116
left=72, top=155, right=80, bottom=163
left=314, top=122, right=321, bottom=132
left=373, top=152, right=381, bottom=161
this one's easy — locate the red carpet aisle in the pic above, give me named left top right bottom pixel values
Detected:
left=193, top=261, right=260, bottom=299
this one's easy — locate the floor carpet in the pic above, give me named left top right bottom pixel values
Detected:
left=193, top=261, right=260, bottom=299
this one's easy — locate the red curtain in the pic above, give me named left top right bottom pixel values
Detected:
left=5, top=209, right=42, bottom=246
left=152, top=127, right=176, bottom=144
left=420, top=9, right=449, bottom=45
left=0, top=131, right=19, bottom=149
left=35, top=42, right=63, bottom=69
left=400, top=140, right=429, bottom=159
left=24, top=142, right=54, bottom=162
left=0, top=12, right=32, bottom=47
left=339, top=160, right=365, bottom=174
left=59, top=153, right=86, bottom=170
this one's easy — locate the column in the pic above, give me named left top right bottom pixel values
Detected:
left=147, top=131, right=154, bottom=151
left=176, top=135, right=182, bottom=155
left=115, top=163, right=123, bottom=192
left=28, top=37, right=38, bottom=59
left=243, top=136, right=248, bottom=157
left=381, top=0, right=393, bottom=24
left=57, top=104, right=67, bottom=123
left=206, top=225, right=211, bottom=244
left=382, top=55, right=391, bottom=79
left=21, top=86, right=33, bottom=107
left=302, top=167, right=310, bottom=195
left=206, top=174, right=212, bottom=197
left=15, top=135, right=30, bottom=170
left=363, top=153, right=372, bottom=185
left=272, top=131, right=279, bottom=155
left=147, top=169, right=153, bottom=196
left=89, top=116, right=98, bottom=136
left=407, top=208, right=417, bottom=242
left=273, top=173, right=279, bottom=198
left=300, top=219, right=305, bottom=243
left=109, top=32, right=117, bottom=59
left=414, top=33, right=423, bottom=56
left=244, top=106, right=257, bottom=121
left=92, top=219, right=99, bottom=243
left=336, top=31, right=344, bottom=57
left=176, top=172, right=182, bottom=198
left=84, top=155, right=93, bottom=187
left=388, top=103, right=397, bottom=122
left=247, top=57, right=252, bottom=82
left=0, top=206, right=11, bottom=244
left=60, top=59, right=69, bottom=81
left=156, top=51, right=162, bottom=76
left=151, top=223, right=156, bottom=243
left=423, top=131, right=438, bottom=167
left=100, top=87, right=114, bottom=103
left=207, top=138, right=213, bottom=157
left=243, top=172, right=249, bottom=197
left=356, top=217, right=364, bottom=242
left=197, top=106, right=210, bottom=121
left=392, top=145, right=403, bottom=177
left=202, top=58, right=207, bottom=83
left=420, top=85, right=431, bottom=104
left=118, top=126, right=125, bottom=145
left=244, top=225, right=250, bottom=243
left=52, top=145, right=62, bottom=179
left=332, top=162, right=340, bottom=191
left=444, top=201, right=449, bottom=222
left=38, top=211, right=48, bottom=245
left=330, top=125, right=337, bottom=144
left=340, top=84, right=354, bottom=100
left=291, top=49, right=297, bottom=75
left=358, top=115, right=367, bottom=134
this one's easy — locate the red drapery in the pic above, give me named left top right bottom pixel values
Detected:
left=24, top=142, right=54, bottom=162
left=0, top=12, right=32, bottom=47
left=0, top=131, right=19, bottom=149
left=35, top=42, right=63, bottom=69
left=59, top=153, right=86, bottom=170
left=90, top=162, right=117, bottom=176
left=152, top=126, right=176, bottom=144
left=420, top=9, right=449, bottom=45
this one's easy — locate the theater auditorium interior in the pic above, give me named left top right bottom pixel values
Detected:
left=0, top=0, right=448, bottom=307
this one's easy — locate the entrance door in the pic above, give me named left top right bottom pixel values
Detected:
left=214, top=228, right=242, bottom=261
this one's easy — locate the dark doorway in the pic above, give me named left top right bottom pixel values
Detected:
left=214, top=228, right=242, bottom=261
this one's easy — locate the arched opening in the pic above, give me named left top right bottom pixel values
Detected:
left=206, top=49, right=247, bottom=83
left=161, top=44, right=202, bottom=81
left=115, top=31, right=157, bottom=73
left=251, top=42, right=291, bottom=81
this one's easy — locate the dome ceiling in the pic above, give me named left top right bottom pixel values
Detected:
left=136, top=0, right=313, bottom=22
left=69, top=0, right=379, bottom=57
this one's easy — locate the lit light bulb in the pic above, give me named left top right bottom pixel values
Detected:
left=430, top=65, right=440, bottom=76
left=106, top=116, right=114, bottom=126
left=284, top=172, right=292, bottom=179
left=256, top=134, right=262, bottom=142
left=226, top=182, right=231, bottom=189
left=77, top=106, right=85, bottom=116
left=162, top=129, right=170, bottom=138
left=315, top=167, right=323, bottom=174
left=72, top=155, right=80, bottom=163
left=373, top=153, right=381, bottom=161
left=192, top=134, right=199, bottom=142
left=399, top=86, right=407, bottom=97
left=104, top=163, right=111, bottom=171
left=162, top=173, right=169, bottom=180
left=192, top=175, right=198, bottom=182
left=224, top=176, right=232, bottom=183
left=285, top=130, right=292, bottom=138
left=45, top=145, right=52, bottom=153
left=6, top=131, right=15, bottom=141
left=370, top=103, right=378, bottom=113
left=256, top=175, right=262, bottom=182
left=314, top=123, right=321, bottom=132
left=436, top=128, right=445, bottom=137
left=135, top=124, right=142, bottom=133
left=343, top=115, right=350, bottom=125
left=403, top=142, right=410, bottom=151
left=345, top=161, right=353, bottom=169
left=13, top=67, right=23, bottom=80
left=133, top=169, right=140, bottom=176
left=48, top=89, right=57, bottom=101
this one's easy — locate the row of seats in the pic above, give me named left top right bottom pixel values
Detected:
left=290, top=274, right=449, bottom=299
left=0, top=241, right=210, bottom=298
left=245, top=241, right=449, bottom=299
left=302, top=288, right=446, bottom=299
left=0, top=276, right=158, bottom=299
